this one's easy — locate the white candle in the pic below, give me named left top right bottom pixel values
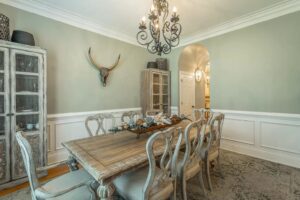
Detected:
left=173, top=6, right=177, bottom=13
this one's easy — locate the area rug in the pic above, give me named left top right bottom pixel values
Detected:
left=1, top=150, right=299, bottom=200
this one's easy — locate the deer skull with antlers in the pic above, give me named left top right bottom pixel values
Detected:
left=88, top=47, right=121, bottom=87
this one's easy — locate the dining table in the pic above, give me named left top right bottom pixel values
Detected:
left=62, top=120, right=192, bottom=199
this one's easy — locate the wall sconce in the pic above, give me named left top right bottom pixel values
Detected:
left=195, top=68, right=203, bottom=82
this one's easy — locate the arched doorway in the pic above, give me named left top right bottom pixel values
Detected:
left=178, top=44, right=210, bottom=116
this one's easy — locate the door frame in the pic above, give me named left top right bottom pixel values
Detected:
left=179, top=70, right=195, bottom=116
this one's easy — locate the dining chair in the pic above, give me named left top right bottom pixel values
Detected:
left=121, top=111, right=141, bottom=123
left=113, top=127, right=183, bottom=200
left=201, top=113, right=225, bottom=191
left=192, top=108, right=213, bottom=122
left=145, top=110, right=160, bottom=117
left=85, top=113, right=116, bottom=136
left=15, top=132, right=97, bottom=200
left=177, top=119, right=207, bottom=200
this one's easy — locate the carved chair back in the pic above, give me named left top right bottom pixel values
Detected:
left=145, top=110, right=161, bottom=117
left=181, top=119, right=206, bottom=170
left=121, top=111, right=141, bottom=124
left=206, top=113, right=225, bottom=152
left=193, top=108, right=213, bottom=123
left=143, top=127, right=183, bottom=200
left=85, top=113, right=116, bottom=136
left=15, top=132, right=39, bottom=200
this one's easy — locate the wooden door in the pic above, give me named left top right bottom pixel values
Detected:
left=179, top=71, right=195, bottom=117
left=10, top=49, right=45, bottom=180
left=0, top=47, right=10, bottom=184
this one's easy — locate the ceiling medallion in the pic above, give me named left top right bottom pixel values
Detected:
left=137, top=0, right=182, bottom=56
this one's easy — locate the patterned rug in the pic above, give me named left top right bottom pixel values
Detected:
left=1, top=150, right=299, bottom=200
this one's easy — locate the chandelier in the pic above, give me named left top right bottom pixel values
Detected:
left=137, top=0, right=182, bottom=56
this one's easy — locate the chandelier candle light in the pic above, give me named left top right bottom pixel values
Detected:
left=137, top=0, right=182, bottom=56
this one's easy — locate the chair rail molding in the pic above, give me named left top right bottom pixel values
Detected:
left=47, top=106, right=179, bottom=165
left=213, top=109, right=300, bottom=169
left=47, top=107, right=300, bottom=169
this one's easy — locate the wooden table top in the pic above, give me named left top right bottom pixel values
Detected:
left=62, top=120, right=191, bottom=184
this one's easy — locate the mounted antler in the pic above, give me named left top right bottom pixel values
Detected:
left=88, top=47, right=121, bottom=87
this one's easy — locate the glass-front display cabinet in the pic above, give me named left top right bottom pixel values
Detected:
left=0, top=41, right=47, bottom=188
left=141, top=69, right=171, bottom=116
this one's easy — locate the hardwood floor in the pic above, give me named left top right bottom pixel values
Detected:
left=0, top=165, right=69, bottom=197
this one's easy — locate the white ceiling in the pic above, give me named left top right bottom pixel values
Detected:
left=2, top=0, right=300, bottom=46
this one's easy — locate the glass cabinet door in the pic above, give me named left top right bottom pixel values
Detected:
left=10, top=50, right=44, bottom=179
left=0, top=47, right=10, bottom=184
left=151, top=72, right=161, bottom=111
left=150, top=71, right=170, bottom=114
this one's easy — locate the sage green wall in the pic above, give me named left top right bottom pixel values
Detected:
left=168, top=11, right=300, bottom=114
left=0, top=3, right=155, bottom=114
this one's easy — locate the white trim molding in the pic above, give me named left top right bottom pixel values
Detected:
left=47, top=106, right=180, bottom=164
left=214, top=109, right=300, bottom=169
left=0, top=0, right=138, bottom=46
left=47, top=107, right=300, bottom=169
left=47, top=107, right=141, bottom=164
left=179, top=0, right=300, bottom=47
left=1, top=0, right=299, bottom=48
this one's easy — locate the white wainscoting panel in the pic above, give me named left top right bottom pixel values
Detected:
left=47, top=108, right=141, bottom=165
left=222, top=118, right=255, bottom=145
left=47, top=107, right=179, bottom=165
left=214, top=109, right=300, bottom=169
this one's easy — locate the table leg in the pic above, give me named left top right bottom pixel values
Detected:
left=67, top=156, right=79, bottom=171
left=97, top=183, right=115, bottom=200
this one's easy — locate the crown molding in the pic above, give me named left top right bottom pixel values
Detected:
left=1, top=0, right=299, bottom=49
left=0, top=0, right=139, bottom=47
left=179, top=0, right=300, bottom=47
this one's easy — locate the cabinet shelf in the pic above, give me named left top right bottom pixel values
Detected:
left=16, top=129, right=39, bottom=134
left=0, top=92, right=4, bottom=95
left=15, top=71, right=39, bottom=76
left=0, top=70, right=4, bottom=73
left=16, top=111, right=39, bottom=116
left=16, top=91, right=39, bottom=95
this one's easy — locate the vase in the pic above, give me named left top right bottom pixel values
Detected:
left=0, top=14, right=10, bottom=41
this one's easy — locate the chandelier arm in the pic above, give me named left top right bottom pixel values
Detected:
left=161, top=43, right=171, bottom=55
left=146, top=40, right=159, bottom=54
left=136, top=30, right=153, bottom=46
left=165, top=23, right=182, bottom=47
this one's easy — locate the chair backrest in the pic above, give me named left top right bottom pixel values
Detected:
left=143, top=127, right=182, bottom=200
left=181, top=119, right=206, bottom=170
left=85, top=113, right=116, bottom=136
left=121, top=111, right=140, bottom=123
left=15, top=132, right=39, bottom=200
left=145, top=110, right=160, bottom=117
left=193, top=108, right=213, bottom=123
left=207, top=113, right=225, bottom=150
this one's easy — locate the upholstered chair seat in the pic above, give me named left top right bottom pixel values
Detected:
left=46, top=185, right=95, bottom=200
left=113, top=127, right=183, bottom=200
left=177, top=152, right=202, bottom=181
left=15, top=132, right=97, bottom=200
left=35, top=169, right=95, bottom=200
left=113, top=166, right=173, bottom=200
